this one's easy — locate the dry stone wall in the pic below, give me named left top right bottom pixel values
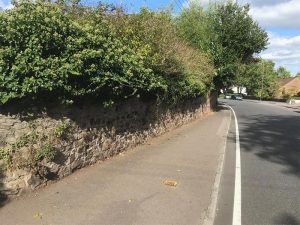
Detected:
left=0, top=95, right=217, bottom=199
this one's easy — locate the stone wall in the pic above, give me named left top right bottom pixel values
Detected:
left=0, top=94, right=217, bottom=200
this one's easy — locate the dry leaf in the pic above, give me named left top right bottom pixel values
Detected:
left=33, top=212, right=43, bottom=220
left=163, top=179, right=178, bottom=187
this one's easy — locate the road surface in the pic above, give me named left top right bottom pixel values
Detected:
left=215, top=99, right=300, bottom=225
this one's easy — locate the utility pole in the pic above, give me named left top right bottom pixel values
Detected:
left=260, top=61, right=264, bottom=101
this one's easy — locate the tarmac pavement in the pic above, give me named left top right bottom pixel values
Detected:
left=0, top=108, right=231, bottom=225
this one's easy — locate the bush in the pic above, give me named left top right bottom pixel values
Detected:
left=109, top=8, right=215, bottom=103
left=0, top=1, right=78, bottom=103
left=0, top=1, right=215, bottom=105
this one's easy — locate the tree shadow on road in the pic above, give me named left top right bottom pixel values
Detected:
left=238, top=114, right=300, bottom=178
left=273, top=212, right=300, bottom=225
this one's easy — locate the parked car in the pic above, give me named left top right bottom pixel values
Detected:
left=231, top=94, right=243, bottom=100
left=224, top=95, right=232, bottom=99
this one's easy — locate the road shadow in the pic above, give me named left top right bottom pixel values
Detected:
left=273, top=212, right=300, bottom=225
left=238, top=114, right=300, bottom=178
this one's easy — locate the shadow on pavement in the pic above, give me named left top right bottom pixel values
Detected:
left=215, top=103, right=230, bottom=112
left=0, top=169, right=9, bottom=208
left=273, top=212, right=300, bottom=225
left=238, top=114, right=300, bottom=178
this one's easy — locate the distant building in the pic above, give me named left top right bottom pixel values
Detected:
left=221, top=86, right=247, bottom=95
left=230, top=87, right=247, bottom=95
left=277, top=77, right=300, bottom=98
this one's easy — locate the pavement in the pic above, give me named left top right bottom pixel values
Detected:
left=0, top=108, right=231, bottom=225
left=244, top=99, right=300, bottom=111
left=215, top=99, right=300, bottom=225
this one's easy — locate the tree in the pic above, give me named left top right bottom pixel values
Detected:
left=276, top=66, right=291, bottom=79
left=208, top=2, right=268, bottom=90
left=176, top=3, right=213, bottom=54
left=240, top=60, right=279, bottom=98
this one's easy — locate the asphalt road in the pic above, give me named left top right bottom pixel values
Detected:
left=215, top=99, right=300, bottom=225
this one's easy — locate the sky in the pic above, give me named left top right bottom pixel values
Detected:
left=1, top=0, right=299, bottom=75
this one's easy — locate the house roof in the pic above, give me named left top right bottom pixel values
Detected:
left=280, top=77, right=297, bottom=86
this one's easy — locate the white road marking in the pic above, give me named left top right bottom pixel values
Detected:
left=203, top=108, right=232, bottom=225
left=226, top=105, right=242, bottom=225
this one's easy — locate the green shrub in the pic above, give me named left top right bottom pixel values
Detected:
left=54, top=121, right=72, bottom=139
left=0, top=2, right=166, bottom=104
left=34, top=144, right=56, bottom=162
left=0, top=1, right=79, bottom=104
left=0, top=148, right=12, bottom=169
left=11, top=131, right=39, bottom=151
left=0, top=1, right=214, bottom=106
left=109, top=8, right=215, bottom=103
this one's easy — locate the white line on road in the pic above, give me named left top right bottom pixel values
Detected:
left=226, top=105, right=242, bottom=225
left=203, top=108, right=232, bottom=225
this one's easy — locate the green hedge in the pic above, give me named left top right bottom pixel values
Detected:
left=0, top=1, right=215, bottom=105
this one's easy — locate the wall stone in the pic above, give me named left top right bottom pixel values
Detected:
left=0, top=94, right=217, bottom=199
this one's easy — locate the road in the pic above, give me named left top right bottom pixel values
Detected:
left=215, top=99, right=300, bottom=225
left=0, top=108, right=230, bottom=225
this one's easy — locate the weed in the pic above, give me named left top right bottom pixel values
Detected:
left=11, top=131, right=39, bottom=151
left=54, top=121, right=72, bottom=139
left=0, top=148, right=12, bottom=170
left=12, top=135, right=29, bottom=150
left=34, top=144, right=56, bottom=162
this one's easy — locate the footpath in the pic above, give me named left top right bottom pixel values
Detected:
left=244, top=99, right=300, bottom=112
left=0, top=108, right=231, bottom=225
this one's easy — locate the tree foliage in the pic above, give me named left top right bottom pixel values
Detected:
left=110, top=8, right=215, bottom=102
left=176, top=2, right=269, bottom=90
left=238, top=60, right=279, bottom=98
left=276, top=66, right=291, bottom=79
left=176, top=3, right=213, bottom=54
left=209, top=2, right=268, bottom=89
left=0, top=1, right=215, bottom=105
left=1, top=0, right=277, bottom=104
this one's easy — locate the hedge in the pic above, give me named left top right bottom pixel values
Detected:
left=0, top=1, right=215, bottom=105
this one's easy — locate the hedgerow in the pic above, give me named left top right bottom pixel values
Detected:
left=0, top=1, right=215, bottom=105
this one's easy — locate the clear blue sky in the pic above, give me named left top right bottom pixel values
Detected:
left=81, top=0, right=177, bottom=12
